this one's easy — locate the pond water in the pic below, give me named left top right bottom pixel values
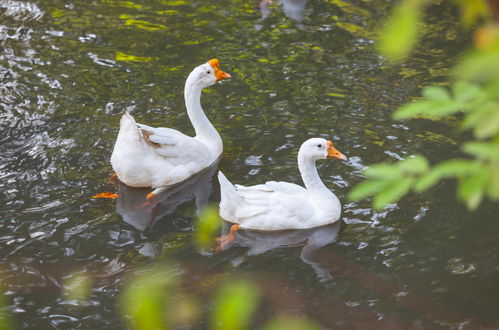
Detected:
left=1, top=0, right=499, bottom=328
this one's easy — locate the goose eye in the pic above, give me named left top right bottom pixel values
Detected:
left=317, top=144, right=322, bottom=148
left=206, top=70, right=211, bottom=74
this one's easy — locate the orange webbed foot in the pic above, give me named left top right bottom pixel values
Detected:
left=92, top=192, right=119, bottom=199
left=215, top=224, right=240, bottom=252
left=140, top=192, right=157, bottom=207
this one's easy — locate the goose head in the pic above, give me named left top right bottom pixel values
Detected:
left=187, top=59, right=231, bottom=88
left=300, top=138, right=347, bottom=161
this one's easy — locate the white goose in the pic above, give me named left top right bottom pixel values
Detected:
left=110, top=59, right=230, bottom=198
left=218, top=138, right=347, bottom=232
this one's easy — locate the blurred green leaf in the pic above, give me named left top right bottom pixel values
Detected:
left=397, top=155, right=429, bottom=174
left=462, top=141, right=499, bottom=161
left=348, top=180, right=387, bottom=201
left=414, top=159, right=477, bottom=192
left=461, top=102, right=496, bottom=132
left=422, top=86, right=450, bottom=101
left=393, top=100, right=432, bottom=119
left=364, top=164, right=401, bottom=179
left=457, top=169, right=489, bottom=210
left=487, top=165, right=499, bottom=200
left=452, top=81, right=481, bottom=104
left=472, top=104, right=499, bottom=139
left=373, top=178, right=413, bottom=210
left=377, top=0, right=426, bottom=61
left=454, top=50, right=499, bottom=82
left=263, top=315, right=322, bottom=330
left=121, top=268, right=177, bottom=330
left=193, top=205, right=222, bottom=250
left=414, top=170, right=442, bottom=193
left=210, top=280, right=260, bottom=330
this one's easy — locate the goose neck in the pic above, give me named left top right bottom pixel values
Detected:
left=298, top=153, right=329, bottom=194
left=183, top=79, right=221, bottom=149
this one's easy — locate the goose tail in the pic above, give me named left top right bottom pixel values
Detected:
left=218, top=171, right=241, bottom=221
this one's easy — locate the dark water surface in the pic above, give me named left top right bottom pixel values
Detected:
left=1, top=0, right=499, bottom=328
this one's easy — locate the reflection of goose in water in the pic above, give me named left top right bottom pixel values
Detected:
left=115, top=161, right=220, bottom=256
left=219, top=221, right=341, bottom=282
left=258, top=0, right=308, bottom=26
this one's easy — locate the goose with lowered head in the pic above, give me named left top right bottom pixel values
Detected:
left=111, top=59, right=230, bottom=198
left=218, top=138, right=347, bottom=232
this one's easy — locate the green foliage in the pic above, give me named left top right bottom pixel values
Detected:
left=349, top=156, right=427, bottom=209
left=352, top=0, right=499, bottom=211
left=193, top=205, right=222, bottom=250
left=121, top=268, right=178, bottom=330
left=210, top=279, right=261, bottom=330
left=377, top=0, right=430, bottom=61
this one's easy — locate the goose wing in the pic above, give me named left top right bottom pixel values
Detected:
left=138, top=124, right=211, bottom=166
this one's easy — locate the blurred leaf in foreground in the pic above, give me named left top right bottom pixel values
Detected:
left=193, top=205, right=222, bottom=250
left=210, top=279, right=260, bottom=330
left=121, top=268, right=178, bottom=330
left=377, top=0, right=430, bottom=61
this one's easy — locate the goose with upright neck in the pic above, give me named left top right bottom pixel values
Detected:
left=217, top=138, right=347, bottom=231
left=111, top=59, right=230, bottom=195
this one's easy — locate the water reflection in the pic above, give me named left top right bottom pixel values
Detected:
left=116, top=161, right=220, bottom=256
left=219, top=221, right=341, bottom=282
left=257, top=0, right=308, bottom=29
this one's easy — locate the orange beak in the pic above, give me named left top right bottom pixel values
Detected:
left=208, top=58, right=231, bottom=82
left=327, top=140, right=347, bottom=160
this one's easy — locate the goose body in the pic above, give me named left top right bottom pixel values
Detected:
left=218, top=138, right=347, bottom=231
left=111, top=59, right=230, bottom=189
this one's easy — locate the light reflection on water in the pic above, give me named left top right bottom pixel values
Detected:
left=1, top=0, right=499, bottom=328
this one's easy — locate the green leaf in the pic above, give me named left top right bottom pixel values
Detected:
left=430, top=159, right=477, bottom=176
left=454, top=50, right=499, bottom=82
left=462, top=141, right=499, bottom=161
left=414, top=159, right=476, bottom=192
left=393, top=100, right=432, bottom=120
left=193, top=205, right=222, bottom=250
left=457, top=169, right=489, bottom=210
left=364, top=164, right=401, bottom=179
left=473, top=105, right=499, bottom=139
left=397, top=155, right=429, bottom=174
left=394, top=98, right=461, bottom=119
left=348, top=180, right=387, bottom=201
left=486, top=165, right=499, bottom=200
left=414, top=170, right=443, bottom=192
left=452, top=81, right=481, bottom=104
left=423, top=99, right=461, bottom=117
left=373, top=178, right=413, bottom=210
left=211, top=280, right=260, bottom=330
left=461, top=103, right=495, bottom=131
left=121, top=268, right=177, bottom=330
left=422, top=86, right=450, bottom=101
left=377, top=1, right=423, bottom=61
